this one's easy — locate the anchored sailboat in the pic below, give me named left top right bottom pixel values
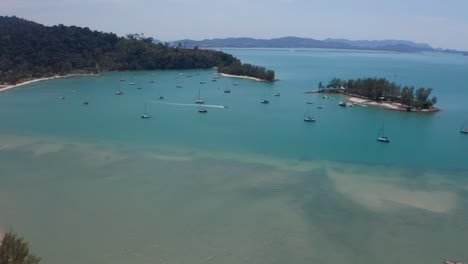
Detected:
left=195, top=88, right=205, bottom=104
left=377, top=123, right=390, bottom=142
left=461, top=121, right=468, bottom=134
left=304, top=105, right=316, bottom=122
left=141, top=103, right=152, bottom=119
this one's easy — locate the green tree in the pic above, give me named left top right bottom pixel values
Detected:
left=0, top=231, right=40, bottom=264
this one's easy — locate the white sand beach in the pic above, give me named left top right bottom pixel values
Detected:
left=218, top=73, right=264, bottom=82
left=346, top=95, right=439, bottom=112
left=0, top=73, right=99, bottom=93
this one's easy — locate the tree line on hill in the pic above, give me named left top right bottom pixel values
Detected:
left=0, top=16, right=275, bottom=84
left=218, top=60, right=275, bottom=81
left=323, top=77, right=437, bottom=109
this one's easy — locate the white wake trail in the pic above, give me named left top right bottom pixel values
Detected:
left=148, top=101, right=228, bottom=109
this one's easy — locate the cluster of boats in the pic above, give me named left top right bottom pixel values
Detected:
left=65, top=73, right=468, bottom=140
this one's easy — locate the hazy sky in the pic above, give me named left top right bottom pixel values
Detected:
left=1, top=0, right=468, bottom=50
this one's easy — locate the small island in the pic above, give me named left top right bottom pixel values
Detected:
left=0, top=16, right=275, bottom=87
left=309, top=77, right=439, bottom=112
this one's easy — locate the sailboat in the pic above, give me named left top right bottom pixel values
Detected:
left=304, top=105, right=316, bottom=122
left=223, top=81, right=231, bottom=93
left=317, top=95, right=324, bottom=109
left=141, top=103, right=152, bottom=119
left=461, top=121, right=468, bottom=134
left=176, top=78, right=183, bottom=88
left=377, top=123, right=390, bottom=142
left=195, top=88, right=205, bottom=104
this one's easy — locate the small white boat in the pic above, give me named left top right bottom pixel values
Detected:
left=129, top=82, right=135, bottom=85
left=200, top=81, right=206, bottom=84
left=198, top=108, right=208, bottom=113
left=59, top=96, right=65, bottom=100
left=338, top=102, right=346, bottom=106
left=157, top=96, right=164, bottom=100
left=176, top=84, right=183, bottom=88
left=274, top=93, right=281, bottom=96
left=233, top=83, right=239, bottom=86
left=317, top=105, right=324, bottom=109
left=260, top=99, right=269, bottom=104
left=115, top=90, right=124, bottom=95
left=304, top=116, right=316, bottom=122
left=149, top=80, right=155, bottom=83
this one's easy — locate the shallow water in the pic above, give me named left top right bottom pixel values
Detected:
left=0, top=49, right=468, bottom=264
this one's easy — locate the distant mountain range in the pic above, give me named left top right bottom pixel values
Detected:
left=168, top=37, right=467, bottom=54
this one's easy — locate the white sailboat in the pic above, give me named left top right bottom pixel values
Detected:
left=195, top=88, right=205, bottom=104
left=141, top=103, right=152, bottom=119
left=304, top=105, right=316, bottom=122
left=461, top=121, right=468, bottom=134
left=377, top=123, right=390, bottom=142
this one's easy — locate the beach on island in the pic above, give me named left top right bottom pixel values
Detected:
left=346, top=95, right=440, bottom=112
left=0, top=73, right=99, bottom=93
left=218, top=73, right=264, bottom=82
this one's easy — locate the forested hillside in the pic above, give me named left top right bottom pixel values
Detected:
left=0, top=16, right=274, bottom=83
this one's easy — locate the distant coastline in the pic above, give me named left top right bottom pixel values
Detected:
left=0, top=74, right=99, bottom=93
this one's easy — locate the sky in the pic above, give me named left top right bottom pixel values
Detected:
left=1, top=0, right=468, bottom=50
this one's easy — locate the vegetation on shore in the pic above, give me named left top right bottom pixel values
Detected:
left=0, top=231, right=40, bottom=264
left=218, top=60, right=275, bottom=81
left=322, top=77, right=438, bottom=110
left=0, top=16, right=275, bottom=84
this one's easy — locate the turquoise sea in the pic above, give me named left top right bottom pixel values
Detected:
left=0, top=49, right=467, bottom=264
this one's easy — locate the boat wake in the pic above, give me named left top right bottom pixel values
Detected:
left=149, top=101, right=228, bottom=109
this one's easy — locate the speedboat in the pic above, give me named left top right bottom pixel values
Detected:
left=338, top=102, right=346, bottom=106
left=129, top=82, right=135, bottom=85
left=274, top=93, right=280, bottom=96
left=304, top=116, right=316, bottom=122
left=141, top=113, right=152, bottom=119
left=200, top=81, right=206, bottom=84
left=137, top=86, right=143, bottom=89
left=59, top=96, right=65, bottom=100
left=224, top=90, right=231, bottom=93
left=195, top=99, right=205, bottom=104
left=198, top=108, right=208, bottom=113
left=115, top=90, right=124, bottom=95
left=317, top=105, right=324, bottom=109
left=82, top=101, right=89, bottom=105
left=149, top=80, right=155, bottom=83
left=261, top=100, right=269, bottom=104
left=157, top=96, right=164, bottom=100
